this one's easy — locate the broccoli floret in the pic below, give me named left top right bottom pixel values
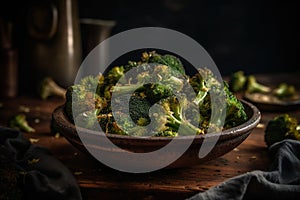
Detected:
left=228, top=70, right=247, bottom=92
left=8, top=114, right=35, bottom=133
left=97, top=51, right=187, bottom=101
left=74, top=109, right=101, bottom=131
left=223, top=82, right=248, bottom=128
left=100, top=94, right=203, bottom=136
left=195, top=81, right=248, bottom=130
left=141, top=51, right=186, bottom=75
left=264, top=114, right=300, bottom=147
left=97, top=95, right=151, bottom=135
left=65, top=75, right=107, bottom=122
left=189, top=69, right=247, bottom=130
left=149, top=95, right=204, bottom=136
left=128, top=95, right=151, bottom=125
left=272, top=83, right=296, bottom=99
left=38, top=77, right=66, bottom=100
left=245, top=75, right=271, bottom=94
left=189, top=68, right=221, bottom=105
left=228, top=71, right=297, bottom=100
left=109, top=64, right=185, bottom=104
left=142, top=84, right=173, bottom=104
left=189, top=74, right=209, bottom=105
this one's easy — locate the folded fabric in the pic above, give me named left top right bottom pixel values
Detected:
left=187, top=139, right=300, bottom=200
left=0, top=126, right=82, bottom=200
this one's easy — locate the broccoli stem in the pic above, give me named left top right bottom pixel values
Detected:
left=167, top=114, right=203, bottom=135
left=111, top=84, right=143, bottom=95
left=9, top=114, right=35, bottom=133
left=246, top=75, right=271, bottom=94
left=39, top=77, right=66, bottom=100
left=193, top=85, right=209, bottom=105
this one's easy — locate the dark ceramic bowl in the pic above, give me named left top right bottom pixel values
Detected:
left=51, top=99, right=260, bottom=169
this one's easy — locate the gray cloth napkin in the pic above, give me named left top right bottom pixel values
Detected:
left=187, top=139, right=300, bottom=200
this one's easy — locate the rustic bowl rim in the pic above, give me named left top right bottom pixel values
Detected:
left=52, top=99, right=261, bottom=143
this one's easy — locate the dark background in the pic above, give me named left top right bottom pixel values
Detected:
left=1, top=0, right=299, bottom=78
left=79, top=0, right=299, bottom=76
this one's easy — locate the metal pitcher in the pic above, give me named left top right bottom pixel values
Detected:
left=26, top=0, right=82, bottom=88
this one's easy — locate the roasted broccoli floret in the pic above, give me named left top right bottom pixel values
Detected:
left=228, top=70, right=247, bottom=92
left=189, top=69, right=247, bottom=129
left=141, top=51, right=186, bottom=75
left=74, top=110, right=100, bottom=131
left=128, top=95, right=151, bottom=124
left=96, top=94, right=152, bottom=135
left=38, top=77, right=66, bottom=100
left=149, top=95, right=204, bottom=136
left=245, top=75, right=271, bottom=94
left=97, top=51, right=187, bottom=101
left=223, top=82, right=248, bottom=128
left=272, top=83, right=296, bottom=99
left=8, top=114, right=35, bottom=133
left=264, top=114, right=300, bottom=147
left=109, top=64, right=185, bottom=104
left=189, top=68, right=222, bottom=105
left=65, top=75, right=107, bottom=122
left=189, top=73, right=209, bottom=105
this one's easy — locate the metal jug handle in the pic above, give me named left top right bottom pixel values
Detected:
left=27, top=0, right=58, bottom=40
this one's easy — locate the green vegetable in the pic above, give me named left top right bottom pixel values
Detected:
left=228, top=71, right=298, bottom=100
left=189, top=70, right=209, bottom=105
left=65, top=51, right=249, bottom=137
left=272, top=83, right=296, bottom=99
left=110, top=64, right=184, bottom=104
left=224, top=82, right=248, bottom=128
left=38, top=77, right=66, bottom=100
left=8, top=114, right=35, bottom=133
left=190, top=69, right=248, bottom=129
left=65, top=75, right=108, bottom=122
left=141, top=51, right=186, bottom=75
left=245, top=75, right=271, bottom=94
left=149, top=95, right=204, bottom=136
left=228, top=70, right=247, bottom=92
left=228, top=71, right=271, bottom=94
left=264, top=114, right=300, bottom=147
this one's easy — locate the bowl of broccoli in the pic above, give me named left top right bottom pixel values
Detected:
left=51, top=51, right=261, bottom=169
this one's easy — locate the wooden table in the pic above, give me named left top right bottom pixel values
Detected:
left=1, top=74, right=299, bottom=200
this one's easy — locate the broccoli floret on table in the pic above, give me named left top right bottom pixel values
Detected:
left=264, top=114, right=300, bottom=147
left=8, top=114, right=35, bottom=133
left=38, top=77, right=66, bottom=100
left=245, top=75, right=271, bottom=94
left=228, top=70, right=247, bottom=93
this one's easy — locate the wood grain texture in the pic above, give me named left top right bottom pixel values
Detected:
left=0, top=92, right=299, bottom=200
